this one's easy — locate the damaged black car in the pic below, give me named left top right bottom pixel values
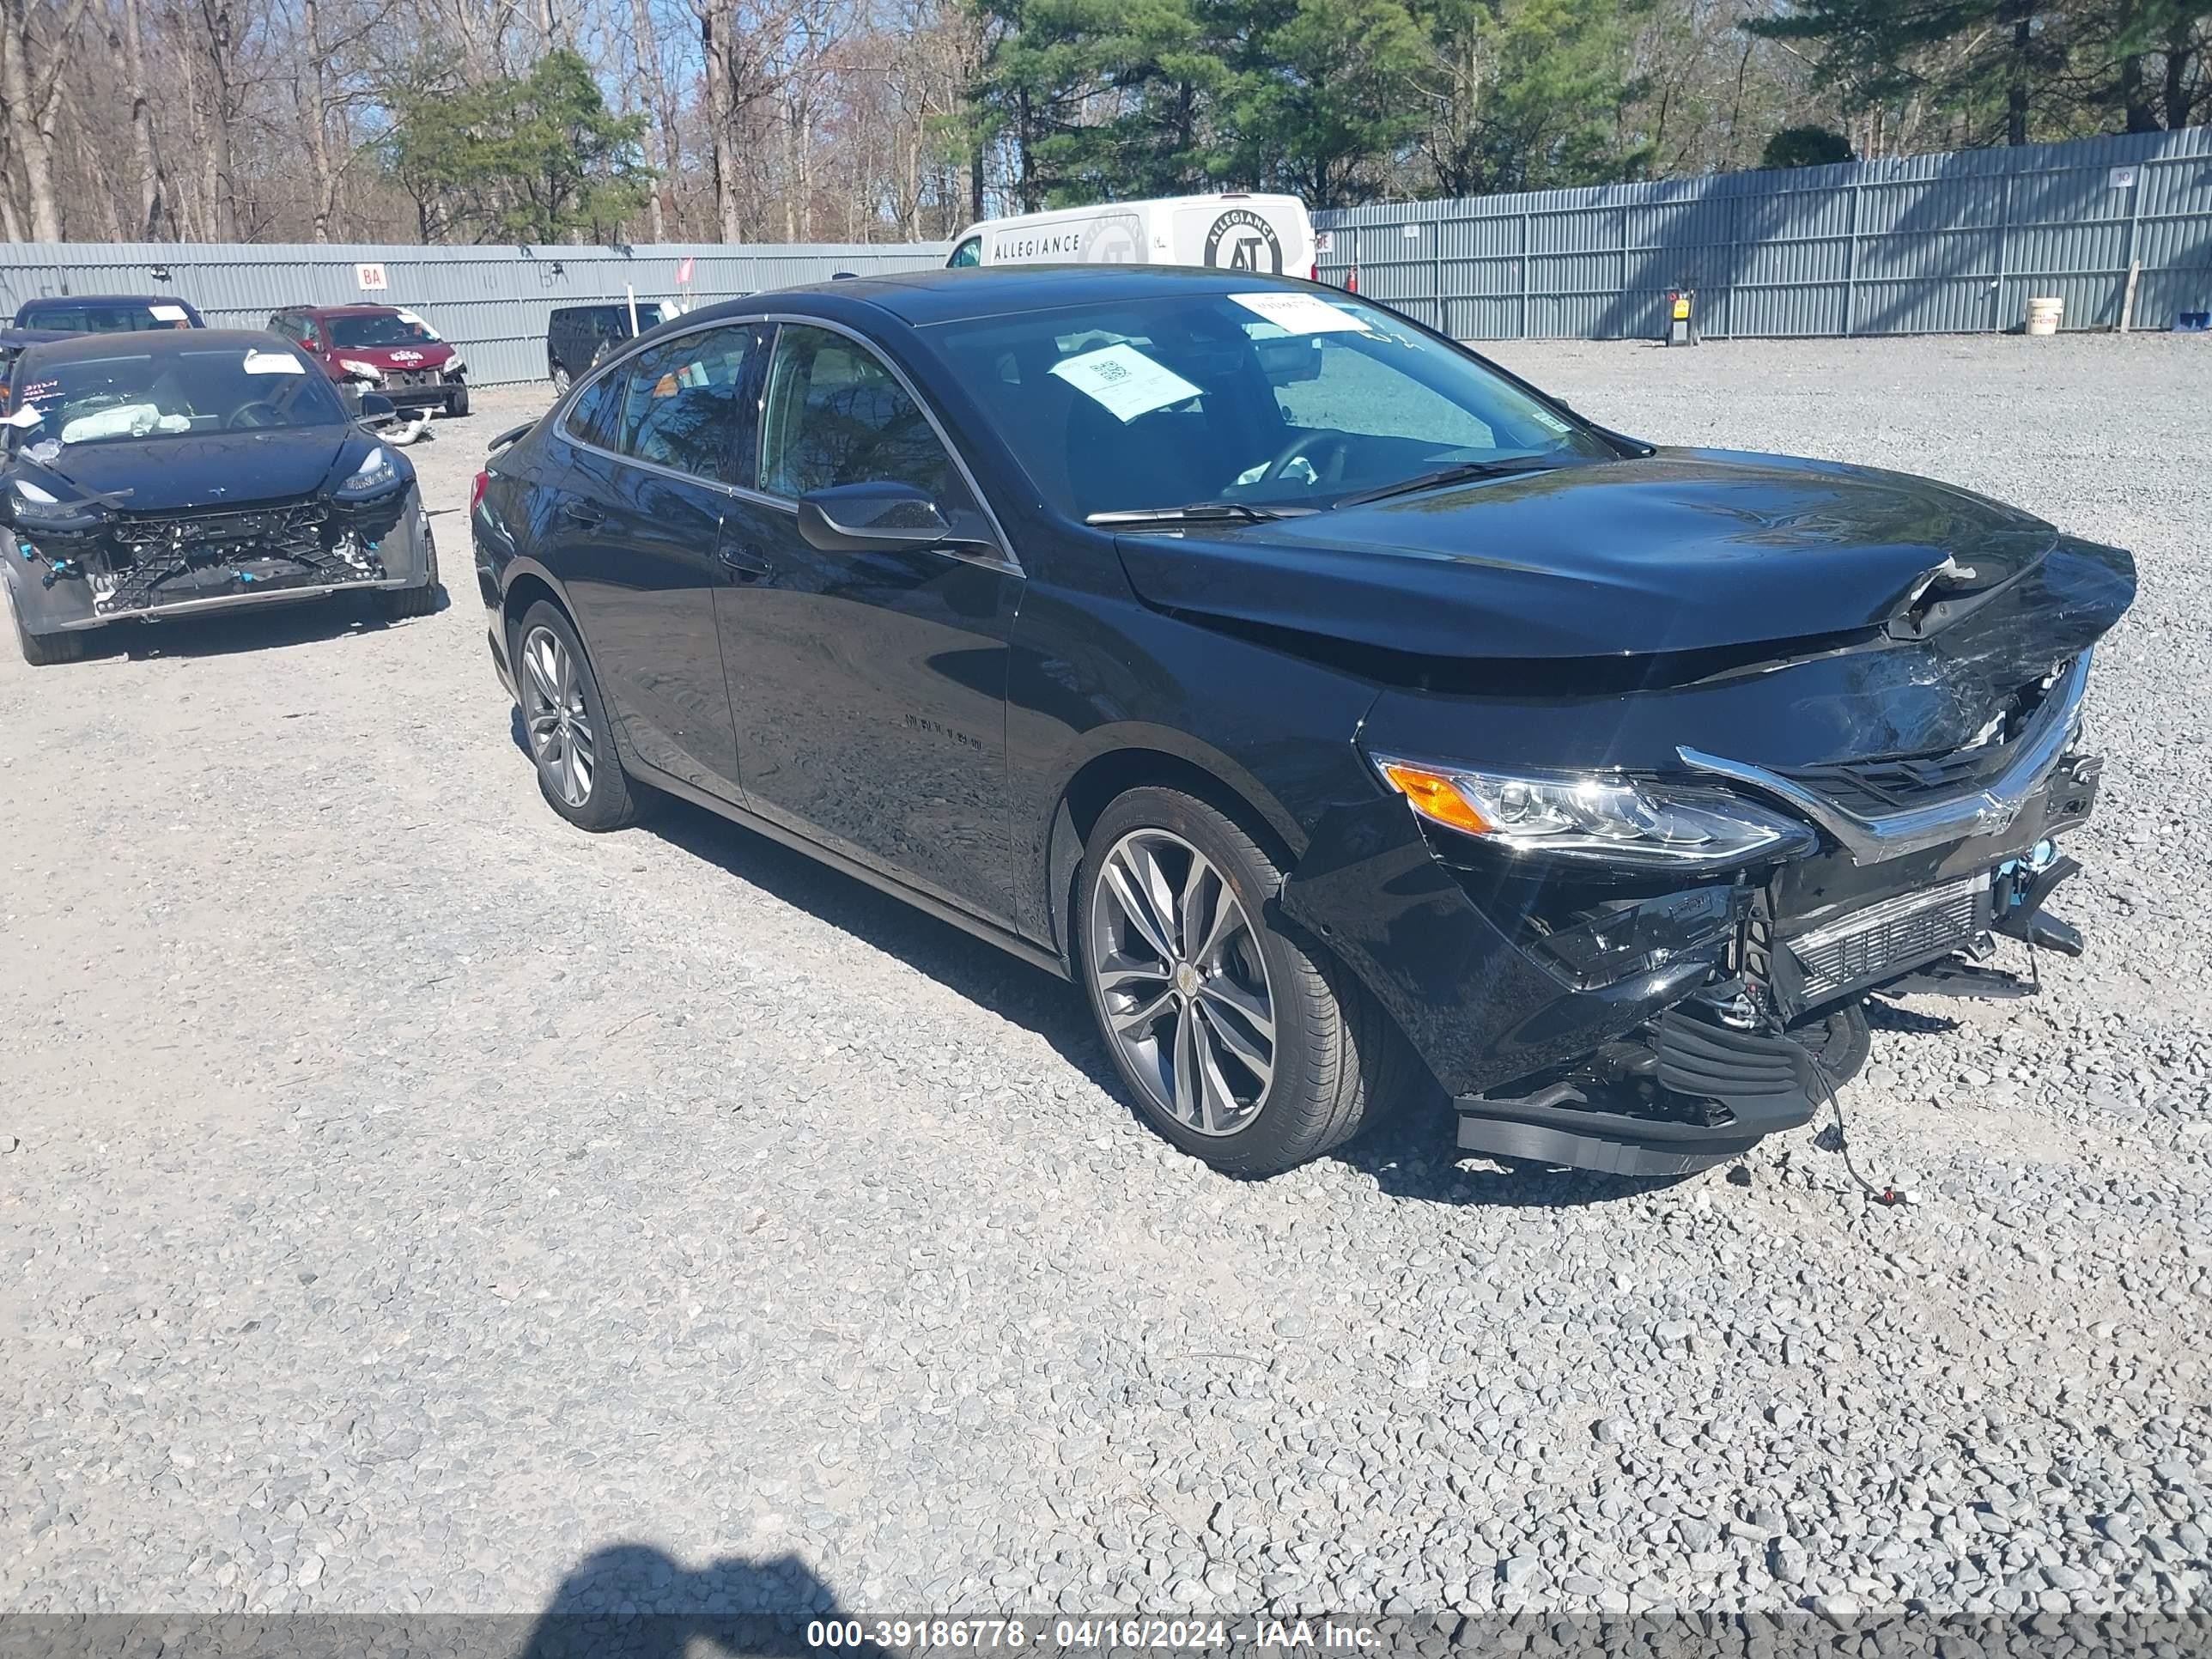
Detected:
left=471, top=266, right=2132, bottom=1179
left=2, top=329, right=439, bottom=665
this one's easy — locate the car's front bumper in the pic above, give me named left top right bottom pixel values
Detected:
left=6, top=489, right=434, bottom=634
left=1282, top=702, right=2105, bottom=1176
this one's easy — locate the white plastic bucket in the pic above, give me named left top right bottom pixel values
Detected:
left=2026, top=296, right=2063, bottom=337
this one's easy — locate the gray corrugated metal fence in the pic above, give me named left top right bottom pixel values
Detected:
left=1315, top=127, right=2212, bottom=340
left=0, top=241, right=948, bottom=386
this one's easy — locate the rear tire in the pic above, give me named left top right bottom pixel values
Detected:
left=514, top=600, right=640, bottom=831
left=1077, top=785, right=1404, bottom=1176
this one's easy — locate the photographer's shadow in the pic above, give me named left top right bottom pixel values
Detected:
left=520, top=1544, right=886, bottom=1659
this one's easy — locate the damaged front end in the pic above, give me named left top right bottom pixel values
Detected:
left=7, top=461, right=426, bottom=631
left=1281, top=531, right=2131, bottom=1178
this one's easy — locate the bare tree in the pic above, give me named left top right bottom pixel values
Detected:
left=2, top=0, right=97, bottom=238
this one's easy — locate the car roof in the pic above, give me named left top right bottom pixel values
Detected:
left=13, top=326, right=292, bottom=368
left=683, top=264, right=1332, bottom=331
left=17, top=294, right=194, bottom=310
left=297, top=303, right=408, bottom=318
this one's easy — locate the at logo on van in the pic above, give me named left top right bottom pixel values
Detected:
left=1205, top=210, right=1284, bottom=274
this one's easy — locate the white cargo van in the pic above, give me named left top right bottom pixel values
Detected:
left=945, top=193, right=1316, bottom=278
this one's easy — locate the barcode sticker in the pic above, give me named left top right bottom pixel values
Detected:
left=1050, top=343, right=1202, bottom=422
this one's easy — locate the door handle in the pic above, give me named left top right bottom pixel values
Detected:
left=559, top=498, right=605, bottom=527
left=717, top=544, right=773, bottom=582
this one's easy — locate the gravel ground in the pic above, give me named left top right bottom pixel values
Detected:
left=2, top=337, right=2208, bottom=1627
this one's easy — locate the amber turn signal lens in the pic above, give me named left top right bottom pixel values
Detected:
left=1377, top=761, right=1494, bottom=836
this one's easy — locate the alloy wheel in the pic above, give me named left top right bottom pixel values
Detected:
left=1090, top=828, right=1277, bottom=1136
left=521, top=624, right=595, bottom=808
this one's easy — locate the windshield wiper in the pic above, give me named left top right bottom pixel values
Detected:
left=1085, top=501, right=1304, bottom=527
left=1334, top=455, right=1562, bottom=508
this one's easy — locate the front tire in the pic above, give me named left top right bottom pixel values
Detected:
left=445, top=384, right=471, bottom=417
left=1078, top=786, right=1402, bottom=1176
left=9, top=592, right=87, bottom=665
left=514, top=601, right=640, bottom=831
left=551, top=365, right=571, bottom=397
left=380, top=527, right=441, bottom=620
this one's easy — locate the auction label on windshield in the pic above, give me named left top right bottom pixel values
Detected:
left=1051, top=343, right=1202, bottom=423
left=1230, top=292, right=1370, bottom=334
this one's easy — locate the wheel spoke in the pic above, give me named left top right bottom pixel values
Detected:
left=1103, top=857, right=1175, bottom=962
left=568, top=735, right=593, bottom=802
left=1178, top=856, right=1218, bottom=961
left=524, top=635, right=560, bottom=704
left=1197, top=994, right=1273, bottom=1085
left=1110, top=986, right=1176, bottom=1036
left=1127, top=840, right=1184, bottom=956
left=1190, top=878, right=1247, bottom=965
left=1096, top=953, right=1173, bottom=996
left=1199, top=976, right=1275, bottom=1056
left=1193, top=1017, right=1244, bottom=1131
left=1170, top=1002, right=1200, bottom=1127
left=526, top=710, right=562, bottom=754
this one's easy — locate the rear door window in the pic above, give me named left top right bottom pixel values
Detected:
left=609, top=325, right=760, bottom=483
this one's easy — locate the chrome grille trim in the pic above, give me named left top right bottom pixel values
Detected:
left=1678, top=650, right=2092, bottom=866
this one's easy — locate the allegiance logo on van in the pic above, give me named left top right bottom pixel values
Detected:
left=993, top=231, right=1085, bottom=260
left=1205, top=210, right=1284, bottom=274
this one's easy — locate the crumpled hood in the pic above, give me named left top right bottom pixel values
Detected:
left=25, top=427, right=358, bottom=512
left=1114, top=448, right=2074, bottom=661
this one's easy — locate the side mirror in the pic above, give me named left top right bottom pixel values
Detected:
left=796, top=481, right=950, bottom=553
left=356, top=392, right=398, bottom=427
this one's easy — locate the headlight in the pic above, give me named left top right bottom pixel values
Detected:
left=1370, top=753, right=1816, bottom=871
left=443, top=352, right=466, bottom=376
left=10, top=477, right=103, bottom=532
left=337, top=359, right=384, bottom=382
left=338, top=446, right=398, bottom=495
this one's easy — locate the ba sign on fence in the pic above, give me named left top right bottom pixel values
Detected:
left=356, top=263, right=388, bottom=292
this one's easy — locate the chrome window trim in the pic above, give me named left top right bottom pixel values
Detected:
left=552, top=313, right=1021, bottom=578
left=1679, top=650, right=2094, bottom=866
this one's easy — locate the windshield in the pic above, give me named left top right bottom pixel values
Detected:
left=326, top=312, right=440, bottom=349
left=20, top=301, right=196, bottom=333
left=926, top=289, right=1615, bottom=519
left=9, top=344, right=348, bottom=447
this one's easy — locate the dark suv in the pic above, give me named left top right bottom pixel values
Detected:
left=547, top=302, right=667, bottom=393
left=269, top=304, right=469, bottom=416
left=12, top=295, right=205, bottom=332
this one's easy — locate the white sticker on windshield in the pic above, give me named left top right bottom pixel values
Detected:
left=1230, top=292, right=1370, bottom=335
left=149, top=304, right=190, bottom=322
left=1528, top=407, right=1571, bottom=432
left=242, top=349, right=305, bottom=375
left=1049, top=343, right=1201, bottom=423
left=4, top=404, right=43, bottom=428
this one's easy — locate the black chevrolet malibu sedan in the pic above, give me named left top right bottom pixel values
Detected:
left=471, top=266, right=2132, bottom=1179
